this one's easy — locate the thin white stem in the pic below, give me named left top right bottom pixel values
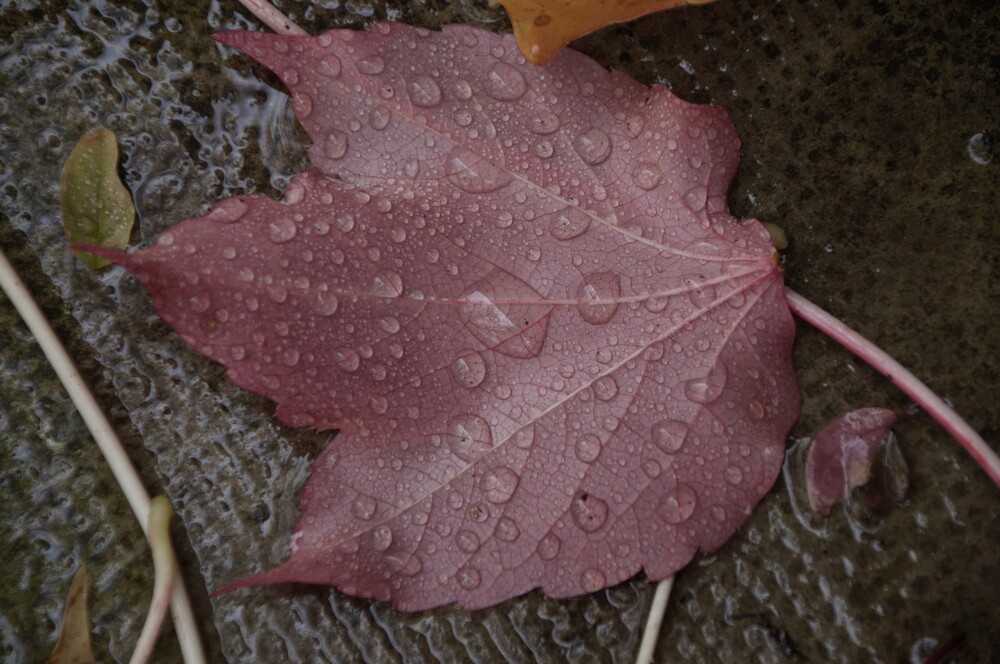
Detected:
left=635, top=576, right=674, bottom=664
left=237, top=0, right=307, bottom=35
left=130, top=496, right=178, bottom=664
left=0, top=249, right=206, bottom=664
left=785, top=288, right=1000, bottom=488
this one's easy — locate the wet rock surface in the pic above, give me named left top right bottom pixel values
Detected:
left=1, top=0, right=997, bottom=662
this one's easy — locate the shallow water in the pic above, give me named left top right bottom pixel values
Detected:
left=1, top=0, right=998, bottom=662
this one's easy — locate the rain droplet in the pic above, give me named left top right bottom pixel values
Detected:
left=447, top=413, right=494, bottom=463
left=449, top=351, right=487, bottom=389
left=534, top=140, right=554, bottom=159
left=292, top=91, right=312, bottom=117
left=530, top=111, right=560, bottom=134
left=512, top=425, right=535, bottom=448
left=748, top=399, right=765, bottom=420
left=657, top=484, right=697, bottom=524
left=495, top=211, right=514, bottom=228
left=452, top=79, right=473, bottom=100
left=357, top=55, right=385, bottom=75
left=352, top=495, right=377, bottom=520
left=573, top=128, right=612, bottom=165
left=373, top=525, right=393, bottom=551
left=318, top=54, right=342, bottom=78
left=496, top=517, right=520, bottom=542
left=483, top=468, right=519, bottom=503
left=334, top=348, right=360, bottom=372
left=546, top=207, right=591, bottom=240
left=580, top=568, right=606, bottom=592
left=625, top=115, right=644, bottom=138
left=323, top=130, right=348, bottom=160
left=537, top=533, right=561, bottom=560
left=314, top=292, right=339, bottom=316
left=642, top=459, right=662, bottom=478
left=632, top=162, right=662, bottom=190
left=457, top=565, right=481, bottom=589
left=379, top=316, right=401, bottom=334
left=571, top=493, right=609, bottom=533
left=369, top=396, right=388, bottom=414
left=468, top=504, right=488, bottom=522
left=652, top=419, right=688, bottom=453
left=711, top=506, right=728, bottom=522
left=268, top=215, right=297, bottom=243
left=685, top=363, right=728, bottom=404
left=407, top=75, right=442, bottom=107
left=447, top=147, right=514, bottom=193
left=371, top=270, right=403, bottom=298
left=575, top=434, right=602, bottom=463
left=459, top=273, right=551, bottom=359
left=594, top=375, right=618, bottom=401
left=724, top=465, right=744, bottom=485
left=456, top=529, right=481, bottom=553
left=683, top=185, right=708, bottom=211
left=485, top=62, right=527, bottom=100
left=208, top=198, right=248, bottom=224
left=576, top=271, right=621, bottom=324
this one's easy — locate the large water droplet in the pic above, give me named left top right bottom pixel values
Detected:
left=352, top=495, right=377, bottom=520
left=268, top=215, right=297, bottom=243
left=531, top=111, right=561, bottom=134
left=456, top=529, right=481, bottom=553
left=446, top=147, right=514, bottom=193
left=357, top=55, right=385, bottom=75
left=576, top=271, right=621, bottom=324
left=323, top=130, right=348, bottom=160
left=459, top=271, right=551, bottom=359
left=657, top=484, right=697, bottom=524
left=632, top=162, right=663, bottom=190
left=724, top=465, right=744, bottom=485
left=652, top=419, right=688, bottom=453
left=573, top=128, right=612, bottom=165
left=685, top=363, right=728, bottom=404
left=594, top=375, right=618, bottom=401
left=447, top=413, right=494, bottom=463
left=407, top=75, right=442, bottom=107
left=314, top=291, right=339, bottom=316
left=379, top=316, right=401, bottom=334
left=485, top=62, right=527, bottom=100
left=575, top=434, right=602, bottom=463
left=370, top=270, right=403, bottom=298
left=457, top=565, right=481, bottom=589
left=373, top=525, right=393, bottom=551
left=546, top=207, right=591, bottom=240
left=580, top=568, right=606, bottom=592
left=334, top=348, right=360, bottom=372
left=318, top=54, right=342, bottom=78
left=683, top=185, right=708, bottom=211
left=483, top=468, right=519, bottom=503
left=571, top=493, right=609, bottom=533
left=537, top=533, right=561, bottom=560
left=449, top=351, right=487, bottom=389
left=496, top=517, right=520, bottom=542
left=208, top=198, right=248, bottom=224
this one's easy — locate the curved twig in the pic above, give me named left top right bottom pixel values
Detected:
left=635, top=576, right=674, bottom=664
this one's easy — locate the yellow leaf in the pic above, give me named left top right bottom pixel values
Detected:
left=47, top=566, right=96, bottom=664
left=492, top=0, right=718, bottom=65
left=60, top=128, right=136, bottom=269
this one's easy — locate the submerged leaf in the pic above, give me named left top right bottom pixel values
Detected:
left=805, top=407, right=899, bottom=514
left=90, top=24, right=800, bottom=610
left=492, top=0, right=719, bottom=64
left=60, top=129, right=135, bottom=269
left=47, top=566, right=95, bottom=664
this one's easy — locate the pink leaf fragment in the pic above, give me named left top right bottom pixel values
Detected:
left=94, top=24, right=801, bottom=610
left=805, top=407, right=899, bottom=515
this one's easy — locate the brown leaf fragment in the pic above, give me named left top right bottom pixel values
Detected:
left=491, top=0, right=719, bottom=64
left=60, top=128, right=136, bottom=269
left=47, top=566, right=95, bottom=664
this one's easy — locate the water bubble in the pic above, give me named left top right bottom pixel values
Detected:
left=334, top=348, right=360, bottom=372
left=379, top=316, right=401, bottom=334
left=292, top=92, right=312, bottom=118
left=357, top=55, right=386, bottom=75
left=318, top=54, right=342, bottom=78
left=575, top=434, right=602, bottom=463
left=683, top=185, right=708, bottom=211
left=483, top=468, right=519, bottom=503
left=456, top=529, right=481, bottom=553
left=711, top=506, right=728, bottom=522
left=268, top=215, right=297, bottom=243
left=512, top=425, right=535, bottom=449
left=447, top=147, right=514, bottom=193
left=369, top=396, right=388, bottom=414
left=369, top=106, right=390, bottom=130
left=724, top=465, right=744, bottom=485
left=580, top=568, right=606, bottom=592
left=657, top=484, right=697, bottom=524
left=407, top=75, right=442, bottom=107
left=452, top=79, right=473, bottom=100
left=594, top=375, right=618, bottom=401
left=457, top=565, right=481, bottom=589
left=450, top=351, right=487, bottom=388
left=314, top=291, right=339, bottom=316
left=495, top=211, right=514, bottom=228
left=208, top=198, right=248, bottom=224
left=373, top=525, right=393, bottom=551
left=371, top=270, right=403, bottom=298
left=685, top=363, right=728, bottom=404
left=496, top=517, right=521, bottom=542
left=323, top=131, right=348, bottom=160
left=571, top=493, right=609, bottom=532
left=352, top=495, right=377, bottom=520
left=625, top=115, right=644, bottom=138
left=534, top=140, right=554, bottom=159
left=576, top=271, right=621, bottom=324
left=485, top=62, right=527, bottom=100
left=459, top=274, right=551, bottom=359
left=652, top=419, right=688, bottom=453
left=531, top=111, right=561, bottom=134
left=642, top=459, right=662, bottom=478
left=447, top=413, right=494, bottom=463
left=632, top=163, right=663, bottom=190
left=546, top=207, right=591, bottom=240
left=573, top=128, right=612, bottom=165
left=537, top=533, right=561, bottom=560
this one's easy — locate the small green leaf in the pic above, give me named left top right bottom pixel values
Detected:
left=60, top=129, right=135, bottom=268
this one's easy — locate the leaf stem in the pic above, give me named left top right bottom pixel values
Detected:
left=785, top=288, right=1000, bottom=488
left=236, top=0, right=308, bottom=35
left=634, top=576, right=674, bottom=664
left=0, top=249, right=206, bottom=664
left=129, top=496, right=178, bottom=664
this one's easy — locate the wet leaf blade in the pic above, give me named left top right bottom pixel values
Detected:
left=46, top=566, right=95, bottom=664
left=60, top=129, right=135, bottom=269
